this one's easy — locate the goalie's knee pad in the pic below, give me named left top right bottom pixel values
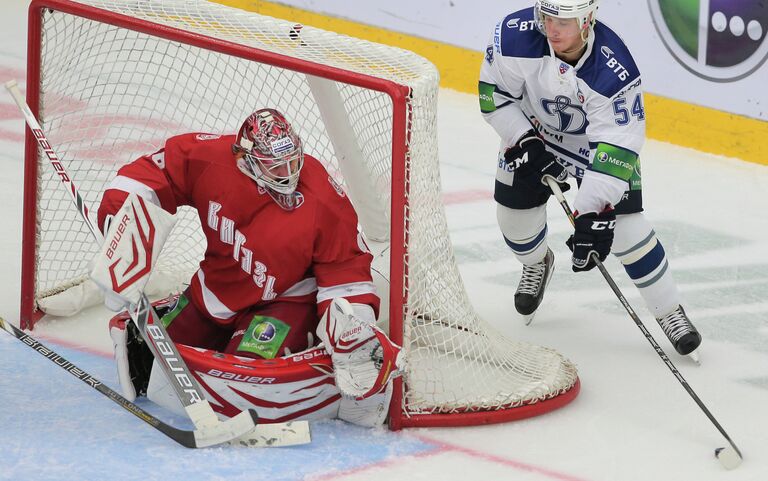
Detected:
left=317, top=298, right=405, bottom=400
left=109, top=315, right=154, bottom=401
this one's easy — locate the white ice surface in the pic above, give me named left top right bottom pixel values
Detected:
left=1, top=1, right=767, bottom=480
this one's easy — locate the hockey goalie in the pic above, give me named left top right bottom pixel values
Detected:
left=91, top=109, right=404, bottom=427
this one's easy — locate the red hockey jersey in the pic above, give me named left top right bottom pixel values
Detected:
left=97, top=133, right=378, bottom=323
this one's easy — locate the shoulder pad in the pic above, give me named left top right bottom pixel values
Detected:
left=577, top=22, right=641, bottom=98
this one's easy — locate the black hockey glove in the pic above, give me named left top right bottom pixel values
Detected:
left=503, top=131, right=570, bottom=195
left=566, top=210, right=616, bottom=272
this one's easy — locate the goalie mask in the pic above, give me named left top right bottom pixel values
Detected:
left=534, top=0, right=600, bottom=43
left=233, top=108, right=304, bottom=195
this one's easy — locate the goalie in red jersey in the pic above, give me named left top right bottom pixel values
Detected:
left=98, top=109, right=403, bottom=427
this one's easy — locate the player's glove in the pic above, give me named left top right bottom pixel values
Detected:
left=566, top=209, right=616, bottom=272
left=503, top=130, right=570, bottom=195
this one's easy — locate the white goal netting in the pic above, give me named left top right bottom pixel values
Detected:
left=25, top=0, right=578, bottom=424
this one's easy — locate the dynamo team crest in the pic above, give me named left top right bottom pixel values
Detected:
left=648, top=0, right=768, bottom=82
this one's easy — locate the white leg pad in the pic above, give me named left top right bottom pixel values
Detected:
left=338, top=381, right=393, bottom=427
left=109, top=321, right=137, bottom=402
left=146, top=360, right=187, bottom=418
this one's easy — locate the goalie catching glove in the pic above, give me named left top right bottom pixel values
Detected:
left=317, top=298, right=404, bottom=400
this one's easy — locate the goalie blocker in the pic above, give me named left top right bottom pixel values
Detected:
left=110, top=295, right=401, bottom=428
left=90, top=192, right=176, bottom=310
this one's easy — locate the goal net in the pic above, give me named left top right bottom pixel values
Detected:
left=22, top=0, right=579, bottom=428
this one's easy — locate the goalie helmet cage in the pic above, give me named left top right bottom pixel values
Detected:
left=20, top=0, right=579, bottom=429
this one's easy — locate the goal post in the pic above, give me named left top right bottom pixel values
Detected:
left=21, top=0, right=579, bottom=429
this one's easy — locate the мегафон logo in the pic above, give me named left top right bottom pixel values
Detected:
left=648, top=0, right=768, bottom=82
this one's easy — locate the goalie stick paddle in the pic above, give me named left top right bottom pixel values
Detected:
left=4, top=80, right=309, bottom=447
left=544, top=176, right=743, bottom=469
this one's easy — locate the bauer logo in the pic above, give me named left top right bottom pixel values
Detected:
left=648, top=0, right=768, bottom=81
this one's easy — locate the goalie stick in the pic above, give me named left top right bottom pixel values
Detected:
left=5, top=80, right=310, bottom=447
left=544, top=176, right=743, bottom=469
left=0, top=317, right=309, bottom=447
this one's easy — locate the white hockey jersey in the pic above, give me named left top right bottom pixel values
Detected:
left=480, top=7, right=645, bottom=213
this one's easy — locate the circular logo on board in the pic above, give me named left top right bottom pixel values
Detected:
left=253, top=321, right=276, bottom=342
left=648, top=0, right=768, bottom=82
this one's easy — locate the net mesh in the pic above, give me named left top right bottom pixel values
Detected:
left=30, top=0, right=577, bottom=420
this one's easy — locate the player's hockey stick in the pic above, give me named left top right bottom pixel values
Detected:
left=5, top=80, right=309, bottom=447
left=544, top=176, right=742, bottom=469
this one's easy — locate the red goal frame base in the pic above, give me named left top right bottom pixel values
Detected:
left=390, top=378, right=580, bottom=429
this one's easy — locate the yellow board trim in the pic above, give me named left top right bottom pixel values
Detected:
left=213, top=0, right=767, bottom=166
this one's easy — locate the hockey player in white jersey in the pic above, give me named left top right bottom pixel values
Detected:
left=479, top=0, right=701, bottom=356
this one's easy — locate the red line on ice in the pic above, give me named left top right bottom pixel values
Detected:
left=35, top=331, right=112, bottom=358
left=442, top=189, right=492, bottom=205
left=0, top=128, right=23, bottom=142
left=0, top=102, right=23, bottom=121
left=0, top=66, right=25, bottom=84
left=306, top=432, right=591, bottom=481
left=411, top=433, right=592, bottom=481
left=304, top=447, right=444, bottom=481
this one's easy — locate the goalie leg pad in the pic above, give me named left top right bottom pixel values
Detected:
left=109, top=315, right=154, bottom=400
left=338, top=381, right=393, bottom=427
left=317, top=298, right=404, bottom=400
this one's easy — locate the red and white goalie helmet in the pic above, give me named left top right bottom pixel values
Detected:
left=534, top=0, right=600, bottom=43
left=233, top=108, right=304, bottom=195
